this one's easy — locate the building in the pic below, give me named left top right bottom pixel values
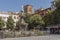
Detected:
left=0, top=5, right=52, bottom=30
left=35, top=8, right=51, bottom=16
left=0, top=11, right=19, bottom=28
left=0, top=5, right=32, bottom=30
left=24, top=5, right=32, bottom=14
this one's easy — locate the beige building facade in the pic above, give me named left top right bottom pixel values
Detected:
left=0, top=11, right=19, bottom=28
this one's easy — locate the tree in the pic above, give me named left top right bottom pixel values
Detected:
left=16, top=21, right=20, bottom=30
left=54, top=0, right=60, bottom=9
left=30, top=14, right=44, bottom=26
left=6, top=16, right=14, bottom=30
left=24, top=13, right=32, bottom=30
left=24, top=14, right=44, bottom=30
left=43, top=13, right=54, bottom=26
left=24, top=13, right=31, bottom=23
left=43, top=0, right=60, bottom=26
left=43, top=8, right=55, bottom=26
left=0, top=17, right=5, bottom=30
left=51, top=0, right=60, bottom=24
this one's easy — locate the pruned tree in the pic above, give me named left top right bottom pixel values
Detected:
left=0, top=17, right=5, bottom=30
left=6, top=16, right=14, bottom=30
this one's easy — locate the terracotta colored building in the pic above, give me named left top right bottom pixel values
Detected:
left=24, top=5, right=32, bottom=14
left=35, top=8, right=51, bottom=16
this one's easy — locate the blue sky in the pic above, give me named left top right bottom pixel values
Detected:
left=0, top=0, right=53, bottom=12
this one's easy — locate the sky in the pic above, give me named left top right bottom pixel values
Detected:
left=0, top=0, right=53, bottom=12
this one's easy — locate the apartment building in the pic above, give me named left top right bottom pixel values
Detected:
left=0, top=11, right=19, bottom=28
left=35, top=8, right=51, bottom=16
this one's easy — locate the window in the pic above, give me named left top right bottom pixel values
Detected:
left=3, top=17, right=6, bottom=19
left=17, top=17, right=19, bottom=19
left=14, top=16, right=16, bottom=19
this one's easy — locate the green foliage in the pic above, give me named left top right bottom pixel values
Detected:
left=30, top=14, right=44, bottom=27
left=52, top=9, right=60, bottom=24
left=16, top=21, right=20, bottom=30
left=24, top=13, right=31, bottom=23
left=54, top=0, right=60, bottom=9
left=52, top=0, right=60, bottom=24
left=0, top=17, right=5, bottom=29
left=16, top=21, right=19, bottom=27
left=43, top=13, right=54, bottom=25
left=6, top=16, right=14, bottom=30
left=46, top=9, right=51, bottom=14
left=43, top=0, right=60, bottom=26
left=25, top=14, right=44, bottom=27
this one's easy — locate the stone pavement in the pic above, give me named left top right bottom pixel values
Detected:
left=0, top=35, right=60, bottom=40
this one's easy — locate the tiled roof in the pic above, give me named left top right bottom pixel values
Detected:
left=0, top=11, right=20, bottom=15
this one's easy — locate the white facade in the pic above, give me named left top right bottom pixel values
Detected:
left=0, top=11, right=19, bottom=28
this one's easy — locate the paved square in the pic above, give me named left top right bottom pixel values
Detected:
left=1, top=35, right=60, bottom=40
